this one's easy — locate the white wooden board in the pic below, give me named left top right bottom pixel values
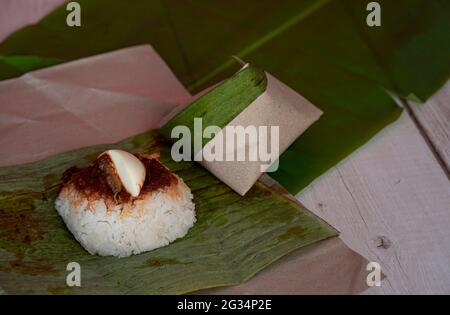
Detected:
left=297, top=110, right=450, bottom=294
left=410, top=82, right=450, bottom=174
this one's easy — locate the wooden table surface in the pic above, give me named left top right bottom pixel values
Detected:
left=2, top=0, right=450, bottom=295
left=297, top=83, right=450, bottom=294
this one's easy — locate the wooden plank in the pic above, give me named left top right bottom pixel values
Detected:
left=409, top=82, right=450, bottom=174
left=296, top=111, right=450, bottom=294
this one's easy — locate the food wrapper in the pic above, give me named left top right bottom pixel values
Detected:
left=0, top=45, right=371, bottom=294
left=161, top=65, right=323, bottom=195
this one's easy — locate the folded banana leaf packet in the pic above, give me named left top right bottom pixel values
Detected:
left=161, top=65, right=323, bottom=195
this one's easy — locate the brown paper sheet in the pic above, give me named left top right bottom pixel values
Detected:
left=197, top=70, right=323, bottom=195
left=198, top=238, right=369, bottom=295
left=0, top=45, right=370, bottom=294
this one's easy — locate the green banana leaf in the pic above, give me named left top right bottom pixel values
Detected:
left=0, top=56, right=62, bottom=78
left=160, top=65, right=268, bottom=153
left=0, top=130, right=336, bottom=294
left=1, top=0, right=449, bottom=193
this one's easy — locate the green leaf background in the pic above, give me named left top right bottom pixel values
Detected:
left=0, top=131, right=336, bottom=294
left=1, top=0, right=449, bottom=193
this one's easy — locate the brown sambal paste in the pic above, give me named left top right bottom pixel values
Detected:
left=62, top=154, right=177, bottom=203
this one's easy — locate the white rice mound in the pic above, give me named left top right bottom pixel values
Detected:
left=55, top=177, right=196, bottom=258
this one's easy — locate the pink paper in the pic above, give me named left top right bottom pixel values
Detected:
left=0, top=0, right=65, bottom=42
left=0, top=45, right=192, bottom=166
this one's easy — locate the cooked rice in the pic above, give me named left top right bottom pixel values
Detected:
left=55, top=162, right=196, bottom=258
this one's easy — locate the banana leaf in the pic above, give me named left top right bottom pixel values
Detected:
left=0, top=130, right=337, bottom=294
left=1, top=0, right=449, bottom=193
left=160, top=65, right=268, bottom=153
